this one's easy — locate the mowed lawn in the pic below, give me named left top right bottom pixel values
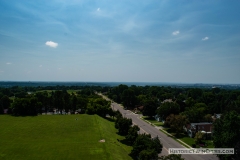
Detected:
left=0, top=115, right=132, bottom=160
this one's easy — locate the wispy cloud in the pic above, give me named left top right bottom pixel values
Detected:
left=45, top=41, right=58, bottom=48
left=39, top=65, right=42, bottom=67
left=172, top=30, right=180, bottom=35
left=202, top=37, right=209, bottom=41
left=6, top=62, right=12, bottom=65
left=97, top=8, right=100, bottom=11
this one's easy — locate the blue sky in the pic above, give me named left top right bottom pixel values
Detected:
left=0, top=0, right=240, bottom=83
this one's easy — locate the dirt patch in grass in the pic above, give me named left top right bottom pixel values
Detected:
left=99, top=139, right=105, bottom=143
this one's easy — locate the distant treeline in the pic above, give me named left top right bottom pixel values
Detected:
left=0, top=81, right=240, bottom=89
left=0, top=86, right=111, bottom=116
left=1, top=84, right=239, bottom=118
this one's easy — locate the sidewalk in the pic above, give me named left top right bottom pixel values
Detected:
left=142, top=117, right=193, bottom=149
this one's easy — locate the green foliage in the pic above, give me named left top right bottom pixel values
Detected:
left=139, top=149, right=157, bottom=160
left=188, top=88, right=203, bottom=100
left=115, top=117, right=132, bottom=135
left=122, top=89, right=136, bottom=109
left=204, top=114, right=213, bottom=122
left=142, top=99, right=158, bottom=117
left=156, top=102, right=180, bottom=120
left=164, top=114, right=189, bottom=136
left=0, top=95, right=11, bottom=114
left=11, top=98, right=42, bottom=116
left=130, top=134, right=162, bottom=160
left=181, top=103, right=207, bottom=123
left=194, top=131, right=203, bottom=144
left=213, top=111, right=240, bottom=160
left=86, top=98, right=112, bottom=117
left=125, top=125, right=140, bottom=145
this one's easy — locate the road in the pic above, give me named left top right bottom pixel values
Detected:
left=100, top=94, right=219, bottom=160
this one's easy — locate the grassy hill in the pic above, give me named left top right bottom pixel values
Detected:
left=0, top=115, right=132, bottom=160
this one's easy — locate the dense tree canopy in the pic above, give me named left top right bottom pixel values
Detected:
left=130, top=134, right=162, bottom=160
left=156, top=102, right=180, bottom=120
left=213, top=111, right=240, bottom=160
left=142, top=99, right=158, bottom=117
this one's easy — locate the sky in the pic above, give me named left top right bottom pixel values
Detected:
left=0, top=0, right=240, bottom=84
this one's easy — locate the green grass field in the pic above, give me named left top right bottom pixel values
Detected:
left=0, top=115, right=132, bottom=160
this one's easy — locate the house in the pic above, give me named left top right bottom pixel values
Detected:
left=184, top=122, right=213, bottom=139
left=162, top=99, right=173, bottom=103
left=212, top=113, right=221, bottom=121
left=154, top=114, right=163, bottom=122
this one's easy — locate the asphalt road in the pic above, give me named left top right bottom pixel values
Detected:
left=100, top=94, right=219, bottom=160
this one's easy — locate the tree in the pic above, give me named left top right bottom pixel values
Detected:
left=181, top=103, right=207, bottom=123
left=52, top=91, right=65, bottom=114
left=11, top=97, right=40, bottom=116
left=114, top=110, right=123, bottom=120
left=156, top=102, right=180, bottom=120
left=165, top=114, right=189, bottom=136
left=125, top=125, right=140, bottom=145
left=95, top=104, right=109, bottom=117
left=213, top=111, right=240, bottom=160
left=164, top=114, right=175, bottom=127
left=70, top=95, right=77, bottom=113
left=0, top=95, right=11, bottom=113
left=131, top=134, right=162, bottom=160
left=204, top=114, right=213, bottom=122
left=142, top=99, right=158, bottom=117
left=194, top=131, right=203, bottom=144
left=122, top=89, right=136, bottom=109
left=139, top=149, right=157, bottom=160
left=76, top=96, right=88, bottom=111
left=136, top=95, right=148, bottom=106
left=188, top=88, right=203, bottom=100
left=151, top=136, right=162, bottom=154
left=35, top=91, right=50, bottom=113
left=115, top=117, right=132, bottom=135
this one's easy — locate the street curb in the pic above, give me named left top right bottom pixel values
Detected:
left=159, top=129, right=193, bottom=149
left=141, top=117, right=193, bottom=149
left=140, top=117, right=155, bottom=126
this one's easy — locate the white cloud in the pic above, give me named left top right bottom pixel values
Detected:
left=202, top=37, right=209, bottom=41
left=172, top=30, right=180, bottom=35
left=45, top=41, right=58, bottom=48
left=39, top=65, right=42, bottom=67
left=97, top=8, right=100, bottom=11
left=6, top=62, right=12, bottom=65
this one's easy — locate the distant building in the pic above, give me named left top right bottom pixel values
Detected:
left=154, top=115, right=163, bottom=122
left=162, top=99, right=173, bottom=103
left=184, top=122, right=213, bottom=139
left=212, top=113, right=222, bottom=121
